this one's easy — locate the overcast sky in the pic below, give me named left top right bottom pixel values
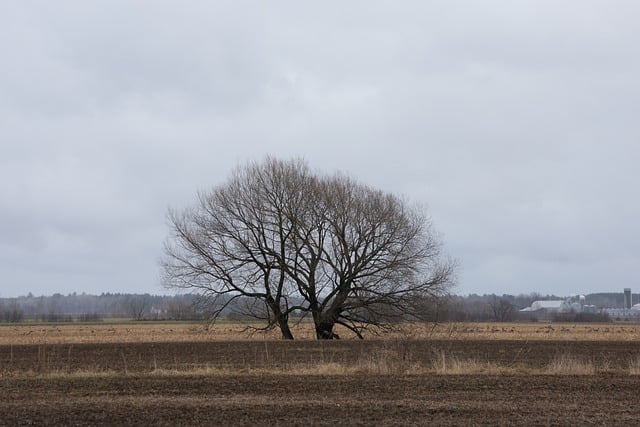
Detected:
left=1, top=1, right=639, bottom=298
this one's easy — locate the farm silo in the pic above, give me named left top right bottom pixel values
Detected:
left=624, top=288, right=632, bottom=309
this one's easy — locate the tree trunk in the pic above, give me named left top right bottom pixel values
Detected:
left=279, top=321, right=294, bottom=340
left=315, top=320, right=339, bottom=340
left=266, top=299, right=294, bottom=340
left=315, top=292, right=348, bottom=339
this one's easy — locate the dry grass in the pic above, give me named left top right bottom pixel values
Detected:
left=430, top=350, right=514, bottom=375
left=0, top=322, right=321, bottom=345
left=5, top=359, right=622, bottom=379
left=10, top=343, right=618, bottom=378
left=399, top=322, right=640, bottom=341
left=2, top=321, right=640, bottom=345
left=543, top=354, right=596, bottom=375
left=628, top=356, right=640, bottom=375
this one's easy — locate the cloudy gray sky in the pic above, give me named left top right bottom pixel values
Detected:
left=1, top=1, right=639, bottom=298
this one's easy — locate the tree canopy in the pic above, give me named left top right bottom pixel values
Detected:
left=162, top=157, right=454, bottom=339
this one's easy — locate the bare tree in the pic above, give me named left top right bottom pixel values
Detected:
left=127, top=294, right=151, bottom=321
left=162, top=157, right=454, bottom=339
left=489, top=296, right=516, bottom=322
left=291, top=174, right=454, bottom=339
left=163, top=158, right=311, bottom=339
left=1, top=300, right=24, bottom=323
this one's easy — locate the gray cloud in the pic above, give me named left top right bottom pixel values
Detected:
left=1, top=1, right=639, bottom=297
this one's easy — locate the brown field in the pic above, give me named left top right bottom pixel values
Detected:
left=2, top=321, right=640, bottom=345
left=2, top=322, right=640, bottom=425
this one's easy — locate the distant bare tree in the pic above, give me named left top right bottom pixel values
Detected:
left=127, top=295, right=151, bottom=321
left=162, top=157, right=454, bottom=339
left=1, top=300, right=24, bottom=323
left=489, top=296, right=516, bottom=322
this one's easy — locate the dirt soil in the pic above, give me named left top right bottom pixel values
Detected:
left=2, top=374, right=638, bottom=426
left=2, top=340, right=640, bottom=373
left=1, top=340, right=640, bottom=425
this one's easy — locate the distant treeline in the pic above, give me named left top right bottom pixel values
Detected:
left=0, top=293, right=207, bottom=323
left=0, top=291, right=630, bottom=323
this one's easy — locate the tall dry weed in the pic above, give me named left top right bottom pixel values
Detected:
left=628, top=356, right=640, bottom=375
left=544, top=354, right=596, bottom=375
left=430, top=350, right=508, bottom=375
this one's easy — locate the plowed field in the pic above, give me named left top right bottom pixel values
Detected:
left=2, top=338, right=640, bottom=425
left=2, top=374, right=638, bottom=426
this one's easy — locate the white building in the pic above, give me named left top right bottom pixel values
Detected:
left=521, top=300, right=569, bottom=313
left=520, top=296, right=586, bottom=314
